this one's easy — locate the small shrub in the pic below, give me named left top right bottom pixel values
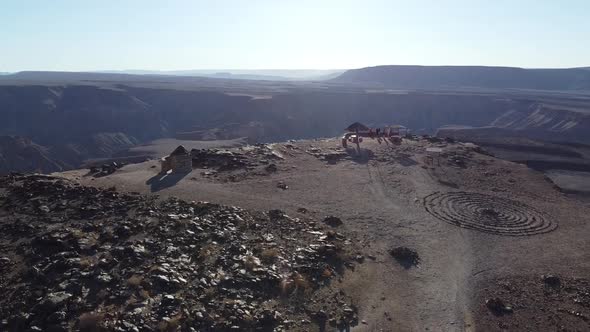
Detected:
left=70, top=229, right=85, bottom=238
left=280, top=278, right=293, bottom=295
left=203, top=287, right=216, bottom=300
left=139, top=289, right=150, bottom=300
left=127, top=275, right=143, bottom=287
left=260, top=248, right=279, bottom=263
left=243, top=255, right=261, bottom=271
left=78, top=256, right=95, bottom=269
left=199, top=243, right=219, bottom=261
left=158, top=314, right=183, bottom=331
left=79, top=312, right=104, bottom=332
left=389, top=246, right=420, bottom=269
left=280, top=272, right=312, bottom=296
left=293, top=273, right=311, bottom=294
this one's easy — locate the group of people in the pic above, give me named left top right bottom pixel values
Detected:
left=342, top=124, right=408, bottom=148
left=367, top=127, right=397, bottom=138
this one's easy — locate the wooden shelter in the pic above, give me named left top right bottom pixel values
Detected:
left=345, top=122, right=370, bottom=133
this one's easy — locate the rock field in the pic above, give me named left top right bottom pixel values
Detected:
left=0, top=174, right=359, bottom=331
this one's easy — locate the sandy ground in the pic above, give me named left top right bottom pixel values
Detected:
left=59, top=138, right=590, bottom=331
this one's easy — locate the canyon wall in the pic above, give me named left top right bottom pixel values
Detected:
left=1, top=84, right=589, bottom=173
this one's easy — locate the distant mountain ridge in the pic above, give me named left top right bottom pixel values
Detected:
left=332, top=65, right=590, bottom=91
left=2, top=69, right=345, bottom=81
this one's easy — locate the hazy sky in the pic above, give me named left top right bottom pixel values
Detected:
left=1, top=0, right=588, bottom=71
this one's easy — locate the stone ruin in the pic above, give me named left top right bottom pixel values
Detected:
left=160, top=145, right=192, bottom=174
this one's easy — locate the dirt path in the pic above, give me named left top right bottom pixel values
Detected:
left=343, top=150, right=477, bottom=331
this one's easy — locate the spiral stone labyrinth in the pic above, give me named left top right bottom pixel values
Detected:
left=423, top=191, right=556, bottom=236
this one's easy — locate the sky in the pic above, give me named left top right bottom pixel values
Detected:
left=1, top=0, right=589, bottom=72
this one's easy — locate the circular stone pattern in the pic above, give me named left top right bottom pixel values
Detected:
left=423, top=191, right=556, bottom=236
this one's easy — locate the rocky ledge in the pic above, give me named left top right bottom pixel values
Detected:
left=0, top=174, right=358, bottom=331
